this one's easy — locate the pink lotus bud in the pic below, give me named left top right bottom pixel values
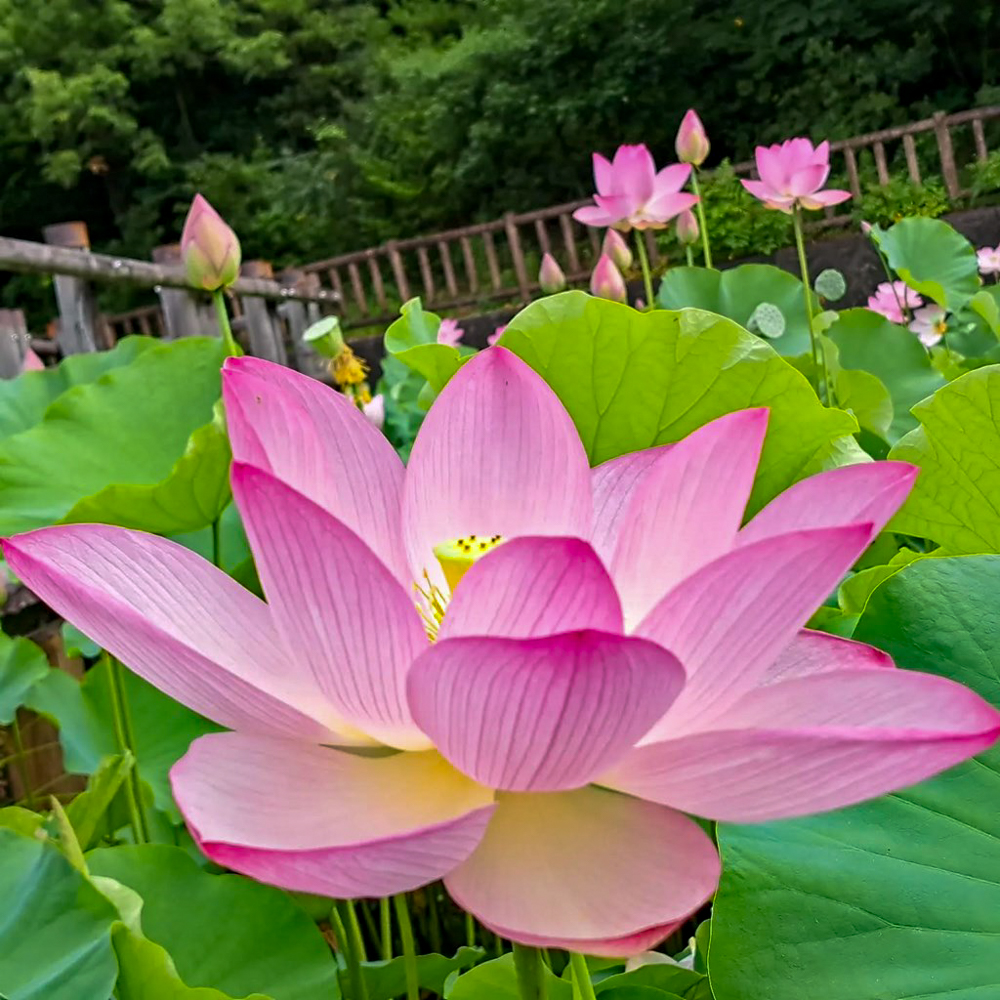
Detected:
left=590, top=254, right=627, bottom=303
left=676, top=209, right=700, bottom=245
left=487, top=325, right=507, bottom=347
left=602, top=229, right=633, bottom=271
left=676, top=109, right=710, bottom=167
left=181, top=194, right=242, bottom=291
left=538, top=253, right=566, bottom=294
left=21, top=347, right=44, bottom=372
left=362, top=394, right=385, bottom=430
left=860, top=220, right=873, bottom=236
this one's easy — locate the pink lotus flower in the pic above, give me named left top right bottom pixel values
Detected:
left=362, top=394, right=385, bottom=430
left=437, top=318, right=463, bottom=347
left=909, top=304, right=948, bottom=347
left=741, top=139, right=851, bottom=213
left=675, top=110, right=710, bottom=168
left=538, top=253, right=567, bottom=294
left=574, top=145, right=697, bottom=231
left=181, top=194, right=241, bottom=291
left=487, top=325, right=506, bottom=347
left=6, top=353, right=998, bottom=956
left=866, top=281, right=923, bottom=324
left=591, top=254, right=627, bottom=303
left=977, top=245, right=1000, bottom=276
left=676, top=210, right=700, bottom=246
left=602, top=229, right=633, bottom=271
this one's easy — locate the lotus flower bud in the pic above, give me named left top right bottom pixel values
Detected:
left=590, top=254, right=627, bottom=303
left=180, top=194, right=241, bottom=291
left=362, top=394, right=385, bottom=430
left=676, top=209, right=700, bottom=245
left=538, top=253, right=567, bottom=294
left=860, top=220, right=873, bottom=236
left=602, top=229, right=633, bottom=271
left=676, top=109, right=710, bottom=167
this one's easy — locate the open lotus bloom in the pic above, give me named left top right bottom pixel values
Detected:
left=741, top=138, right=851, bottom=213
left=909, top=304, right=948, bottom=347
left=866, top=280, right=923, bottom=324
left=436, top=318, right=464, bottom=347
left=574, top=144, right=697, bottom=231
left=6, top=350, right=999, bottom=956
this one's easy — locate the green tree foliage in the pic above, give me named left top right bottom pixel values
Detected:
left=0, top=0, right=995, bottom=270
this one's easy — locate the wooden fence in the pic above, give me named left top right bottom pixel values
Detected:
left=299, top=106, right=1000, bottom=328
left=0, top=223, right=339, bottom=378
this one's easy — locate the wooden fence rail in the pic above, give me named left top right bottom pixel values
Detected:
left=298, top=105, right=1000, bottom=328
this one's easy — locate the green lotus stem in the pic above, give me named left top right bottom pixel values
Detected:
left=211, top=515, right=223, bottom=569
left=104, top=654, right=149, bottom=843
left=464, top=911, right=476, bottom=949
left=9, top=717, right=35, bottom=810
left=512, top=943, right=546, bottom=1000
left=690, top=169, right=713, bottom=267
left=569, top=954, right=597, bottom=1000
left=685, top=246, right=694, bottom=267
left=345, top=900, right=368, bottom=962
left=634, top=233, right=654, bottom=309
left=380, top=898, right=392, bottom=961
left=393, top=894, right=420, bottom=1000
left=212, top=289, right=240, bottom=357
left=427, top=885, right=443, bottom=954
left=792, top=207, right=833, bottom=404
left=332, top=903, right=368, bottom=1000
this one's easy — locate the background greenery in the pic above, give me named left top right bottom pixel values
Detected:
left=0, top=0, right=997, bottom=272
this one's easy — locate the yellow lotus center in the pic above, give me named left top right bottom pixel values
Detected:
left=413, top=534, right=505, bottom=641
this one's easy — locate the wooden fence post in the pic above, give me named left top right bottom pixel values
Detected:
left=42, top=222, right=107, bottom=354
left=277, top=267, right=321, bottom=375
left=503, top=213, right=531, bottom=303
left=933, top=111, right=962, bottom=199
left=151, top=244, right=214, bottom=339
left=0, top=309, right=29, bottom=378
left=238, top=261, right=287, bottom=364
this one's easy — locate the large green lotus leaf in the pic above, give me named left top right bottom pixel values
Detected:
left=88, top=845, right=340, bottom=1000
left=0, top=828, right=119, bottom=1000
left=501, top=292, right=859, bottom=517
left=26, top=657, right=221, bottom=822
left=710, top=555, right=1000, bottom=1000
left=445, top=953, right=572, bottom=999
left=384, top=297, right=470, bottom=394
left=872, top=217, right=980, bottom=310
left=887, top=364, right=1000, bottom=552
left=0, top=337, right=226, bottom=535
left=657, top=264, right=813, bottom=356
left=827, top=308, right=945, bottom=441
left=0, top=631, right=49, bottom=723
left=63, top=403, right=232, bottom=534
left=0, top=335, right=155, bottom=441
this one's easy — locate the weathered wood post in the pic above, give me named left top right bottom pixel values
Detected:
left=933, top=111, right=962, bottom=200
left=0, top=309, right=29, bottom=378
left=503, top=212, right=531, bottom=304
left=151, top=244, right=215, bottom=339
left=42, top=222, right=107, bottom=353
left=238, top=261, right=287, bottom=364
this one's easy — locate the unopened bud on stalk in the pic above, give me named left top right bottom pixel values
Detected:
left=590, top=254, right=627, bottom=303
left=676, top=209, right=700, bottom=245
left=538, top=253, right=567, bottom=294
left=675, top=109, right=710, bottom=167
left=602, top=229, right=633, bottom=271
left=180, top=194, right=241, bottom=291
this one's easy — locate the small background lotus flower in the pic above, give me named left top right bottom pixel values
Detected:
left=437, top=318, right=464, bottom=347
left=362, top=393, right=385, bottom=430
left=676, top=210, right=700, bottom=246
left=538, top=253, right=567, bottom=294
left=21, top=346, right=44, bottom=372
left=590, top=254, right=627, bottom=303
left=675, top=110, right=710, bottom=167
left=602, top=229, right=633, bottom=271
left=740, top=139, right=851, bottom=213
left=573, top=144, right=697, bottom=231
left=7, top=349, right=998, bottom=957
left=866, top=280, right=923, bottom=324
left=909, top=304, right=948, bottom=346
left=180, top=193, right=241, bottom=291
left=487, top=325, right=506, bottom=346
left=977, top=244, right=1000, bottom=276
